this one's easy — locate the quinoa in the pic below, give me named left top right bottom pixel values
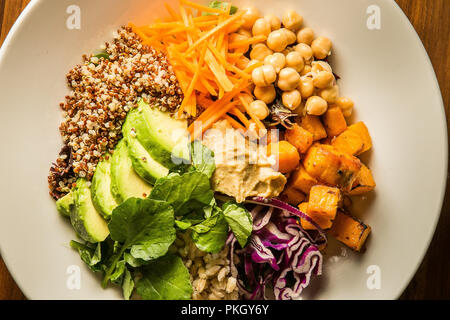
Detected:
left=171, top=231, right=240, bottom=300
left=48, top=27, right=183, bottom=199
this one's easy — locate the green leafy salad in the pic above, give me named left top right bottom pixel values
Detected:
left=57, top=102, right=253, bottom=299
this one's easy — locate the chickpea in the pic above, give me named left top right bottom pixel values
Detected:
left=264, top=53, right=286, bottom=73
left=237, top=28, right=252, bottom=38
left=282, top=90, right=302, bottom=110
left=240, top=92, right=254, bottom=106
left=250, top=43, right=273, bottom=61
left=241, top=6, right=261, bottom=29
left=252, top=65, right=277, bottom=87
left=298, top=77, right=314, bottom=98
left=254, top=85, right=276, bottom=104
left=311, top=36, right=332, bottom=60
left=282, top=46, right=295, bottom=56
left=297, top=27, right=314, bottom=45
left=236, top=56, right=251, bottom=70
left=295, top=43, right=313, bottom=64
left=313, top=71, right=335, bottom=89
left=282, top=10, right=303, bottom=31
left=320, top=85, right=340, bottom=103
left=277, top=67, right=301, bottom=91
left=247, top=59, right=261, bottom=69
left=305, top=96, right=328, bottom=116
left=229, top=33, right=250, bottom=53
left=252, top=18, right=271, bottom=37
left=263, top=13, right=281, bottom=31
left=336, top=97, right=354, bottom=117
left=282, top=28, right=297, bottom=45
left=249, top=100, right=270, bottom=119
left=300, top=65, right=312, bottom=76
left=311, top=60, right=332, bottom=74
left=285, top=51, right=305, bottom=72
left=267, top=29, right=288, bottom=52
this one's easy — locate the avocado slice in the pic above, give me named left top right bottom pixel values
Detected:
left=56, top=191, right=74, bottom=217
left=110, top=140, right=153, bottom=204
left=122, top=109, right=170, bottom=184
left=91, top=155, right=118, bottom=219
left=70, top=179, right=109, bottom=243
left=133, top=100, right=189, bottom=168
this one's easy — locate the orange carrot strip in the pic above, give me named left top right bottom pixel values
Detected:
left=231, top=107, right=250, bottom=127
left=204, top=49, right=234, bottom=92
left=185, top=10, right=245, bottom=55
left=180, top=0, right=225, bottom=14
left=129, top=23, right=151, bottom=42
left=228, top=35, right=267, bottom=49
left=224, top=114, right=246, bottom=131
left=164, top=3, right=181, bottom=20
left=189, top=81, right=248, bottom=138
left=238, top=94, right=266, bottom=131
left=178, top=42, right=207, bottom=116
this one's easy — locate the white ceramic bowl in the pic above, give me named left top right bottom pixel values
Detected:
left=0, top=0, right=446, bottom=300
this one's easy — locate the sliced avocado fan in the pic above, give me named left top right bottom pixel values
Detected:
left=56, top=190, right=74, bottom=217
left=70, top=179, right=109, bottom=243
left=110, top=140, right=153, bottom=204
left=91, top=154, right=118, bottom=219
left=123, top=109, right=169, bottom=184
left=132, top=100, right=189, bottom=169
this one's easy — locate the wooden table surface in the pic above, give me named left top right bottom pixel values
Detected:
left=0, top=0, right=449, bottom=300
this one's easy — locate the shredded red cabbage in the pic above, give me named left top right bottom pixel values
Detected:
left=229, top=197, right=326, bottom=300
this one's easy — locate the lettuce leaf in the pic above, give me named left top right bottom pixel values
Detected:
left=222, top=201, right=253, bottom=247
left=191, top=211, right=229, bottom=253
left=204, top=1, right=238, bottom=15
left=149, top=171, right=214, bottom=215
left=108, top=198, right=176, bottom=261
left=136, top=254, right=192, bottom=300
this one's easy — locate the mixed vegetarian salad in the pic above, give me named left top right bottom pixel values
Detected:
left=49, top=0, right=375, bottom=300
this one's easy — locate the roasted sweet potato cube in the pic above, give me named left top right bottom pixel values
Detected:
left=328, top=211, right=371, bottom=251
left=303, top=144, right=362, bottom=192
left=308, top=185, right=340, bottom=225
left=280, top=186, right=306, bottom=206
left=349, top=164, right=376, bottom=195
left=298, top=115, right=327, bottom=141
left=322, top=107, right=347, bottom=137
left=332, top=122, right=372, bottom=156
left=285, top=123, right=314, bottom=154
left=298, top=201, right=333, bottom=230
left=289, top=164, right=318, bottom=194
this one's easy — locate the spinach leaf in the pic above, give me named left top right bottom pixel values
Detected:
left=149, top=171, right=214, bottom=215
left=170, top=141, right=215, bottom=178
left=222, top=201, right=253, bottom=247
left=191, top=211, right=228, bottom=253
left=124, top=252, right=147, bottom=268
left=136, top=254, right=192, bottom=300
left=102, top=198, right=176, bottom=287
left=70, top=240, right=102, bottom=272
left=204, top=1, right=238, bottom=15
left=122, top=269, right=135, bottom=300
left=108, top=198, right=176, bottom=261
left=189, top=141, right=215, bottom=178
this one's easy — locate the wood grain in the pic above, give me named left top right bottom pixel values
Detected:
left=0, top=0, right=448, bottom=300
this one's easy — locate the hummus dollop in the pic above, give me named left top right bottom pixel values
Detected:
left=202, top=121, right=286, bottom=203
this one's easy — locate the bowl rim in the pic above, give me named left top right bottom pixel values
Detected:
left=0, top=0, right=447, bottom=300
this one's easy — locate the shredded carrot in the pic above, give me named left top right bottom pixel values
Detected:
left=185, top=10, right=245, bottom=55
left=180, top=0, right=226, bottom=14
left=131, top=1, right=269, bottom=135
left=231, top=107, right=250, bottom=127
left=228, top=35, right=267, bottom=49
left=238, top=94, right=266, bottom=132
left=224, top=115, right=246, bottom=131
